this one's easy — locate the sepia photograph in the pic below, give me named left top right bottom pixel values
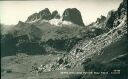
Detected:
left=0, top=0, right=127, bottom=79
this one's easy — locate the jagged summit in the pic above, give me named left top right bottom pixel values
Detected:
left=62, top=8, right=85, bottom=26
left=26, top=8, right=51, bottom=22
left=17, top=21, right=26, bottom=27
left=105, top=0, right=127, bottom=29
left=87, top=15, right=107, bottom=29
left=38, top=8, right=51, bottom=20
left=105, top=10, right=116, bottom=28
left=95, top=15, right=106, bottom=24
left=51, top=10, right=60, bottom=19
left=26, top=8, right=85, bottom=26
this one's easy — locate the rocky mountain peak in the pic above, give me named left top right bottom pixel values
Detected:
left=118, top=0, right=127, bottom=12
left=105, top=0, right=127, bottom=29
left=26, top=8, right=52, bottom=22
left=26, top=8, right=85, bottom=26
left=96, top=15, right=106, bottom=24
left=105, top=10, right=116, bottom=28
left=17, top=21, right=25, bottom=26
left=51, top=10, right=60, bottom=19
left=62, top=8, right=85, bottom=26
left=38, top=8, right=51, bottom=20
left=115, top=0, right=127, bottom=21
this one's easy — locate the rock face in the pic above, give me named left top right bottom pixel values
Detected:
left=51, top=10, right=60, bottom=19
left=62, top=8, right=85, bottom=26
left=89, top=0, right=127, bottom=30
left=95, top=15, right=106, bottom=24
left=26, top=8, right=51, bottom=22
left=105, top=0, right=127, bottom=28
left=105, top=10, right=116, bottom=28
left=113, top=0, right=127, bottom=27
left=88, top=15, right=106, bottom=28
left=38, top=8, right=51, bottom=20
left=87, top=15, right=108, bottom=34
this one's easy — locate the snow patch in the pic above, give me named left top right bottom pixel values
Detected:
left=62, top=21, right=72, bottom=25
left=49, top=19, right=62, bottom=26
left=26, top=19, right=40, bottom=23
left=26, top=18, right=74, bottom=26
left=49, top=18, right=73, bottom=26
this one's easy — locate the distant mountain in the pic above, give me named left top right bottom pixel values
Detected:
left=51, top=10, right=60, bottom=19
left=62, top=8, right=85, bottom=26
left=88, top=15, right=107, bottom=29
left=26, top=8, right=52, bottom=22
left=26, top=8, right=85, bottom=26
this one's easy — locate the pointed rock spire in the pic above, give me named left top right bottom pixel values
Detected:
left=62, top=8, right=85, bottom=26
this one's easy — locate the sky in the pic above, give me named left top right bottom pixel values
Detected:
left=0, top=0, right=123, bottom=25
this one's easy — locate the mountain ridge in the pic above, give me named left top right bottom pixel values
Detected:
left=26, top=8, right=85, bottom=26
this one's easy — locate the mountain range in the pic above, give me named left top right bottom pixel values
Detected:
left=1, top=7, right=103, bottom=56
